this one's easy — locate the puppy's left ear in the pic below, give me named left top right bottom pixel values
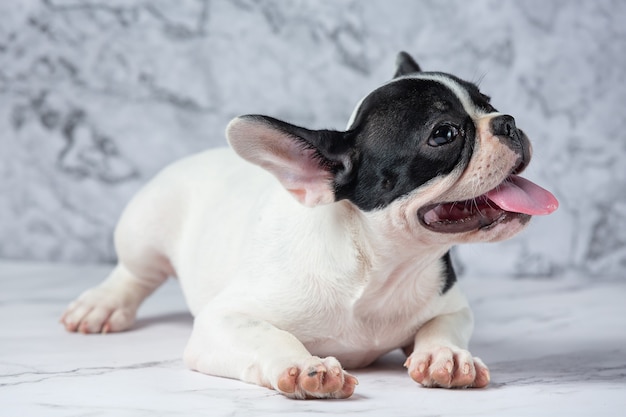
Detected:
left=393, top=51, right=422, bottom=78
left=226, top=115, right=355, bottom=207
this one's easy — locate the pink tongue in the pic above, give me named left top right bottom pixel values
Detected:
left=486, top=175, right=559, bottom=215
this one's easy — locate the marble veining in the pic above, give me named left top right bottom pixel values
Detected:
left=0, top=2, right=625, bottom=273
left=1, top=262, right=625, bottom=416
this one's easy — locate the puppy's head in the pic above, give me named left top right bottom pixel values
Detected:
left=227, top=51, right=558, bottom=245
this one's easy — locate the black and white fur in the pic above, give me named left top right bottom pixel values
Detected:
left=61, top=52, right=552, bottom=399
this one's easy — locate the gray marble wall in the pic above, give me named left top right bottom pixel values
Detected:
left=1, top=0, right=624, bottom=278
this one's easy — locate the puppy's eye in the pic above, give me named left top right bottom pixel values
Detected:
left=428, top=125, right=459, bottom=147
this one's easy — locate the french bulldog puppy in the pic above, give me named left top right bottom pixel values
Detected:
left=61, top=51, right=558, bottom=399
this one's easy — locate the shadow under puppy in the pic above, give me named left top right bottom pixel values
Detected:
left=61, top=52, right=558, bottom=399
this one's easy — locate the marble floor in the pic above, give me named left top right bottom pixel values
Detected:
left=1, top=261, right=624, bottom=416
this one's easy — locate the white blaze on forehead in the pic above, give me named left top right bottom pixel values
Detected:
left=346, top=72, right=489, bottom=130
left=402, top=73, right=483, bottom=118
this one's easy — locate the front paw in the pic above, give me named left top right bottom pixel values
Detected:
left=275, top=356, right=358, bottom=399
left=404, top=346, right=490, bottom=388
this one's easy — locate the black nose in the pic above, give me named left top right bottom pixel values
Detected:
left=490, top=114, right=517, bottom=138
left=490, top=114, right=532, bottom=173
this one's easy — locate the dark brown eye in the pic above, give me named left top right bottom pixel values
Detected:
left=428, top=125, right=459, bottom=147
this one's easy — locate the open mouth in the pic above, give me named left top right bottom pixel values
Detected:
left=418, top=175, right=559, bottom=234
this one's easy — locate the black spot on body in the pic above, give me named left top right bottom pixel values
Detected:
left=440, top=251, right=457, bottom=294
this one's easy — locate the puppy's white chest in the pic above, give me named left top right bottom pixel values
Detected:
left=291, top=265, right=449, bottom=368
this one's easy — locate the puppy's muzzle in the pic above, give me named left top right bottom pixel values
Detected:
left=490, top=114, right=532, bottom=174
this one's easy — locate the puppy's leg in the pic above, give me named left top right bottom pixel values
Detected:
left=404, top=306, right=490, bottom=389
left=183, top=309, right=358, bottom=399
left=62, top=176, right=178, bottom=333
left=61, top=262, right=167, bottom=334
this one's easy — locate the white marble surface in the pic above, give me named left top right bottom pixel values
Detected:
left=1, top=0, right=625, bottom=278
left=1, top=261, right=624, bottom=416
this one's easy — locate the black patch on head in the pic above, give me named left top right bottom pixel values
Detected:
left=440, top=251, right=457, bottom=294
left=334, top=76, right=477, bottom=211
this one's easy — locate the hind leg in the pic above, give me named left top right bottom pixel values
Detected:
left=62, top=172, right=179, bottom=334
left=61, top=262, right=167, bottom=334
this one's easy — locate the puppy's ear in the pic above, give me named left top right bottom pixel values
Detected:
left=393, top=51, right=422, bottom=78
left=226, top=115, right=355, bottom=207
